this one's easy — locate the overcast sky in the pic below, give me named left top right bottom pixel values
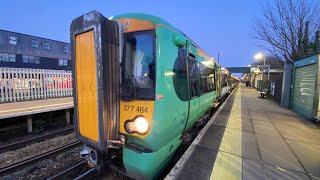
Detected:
left=0, top=0, right=267, bottom=76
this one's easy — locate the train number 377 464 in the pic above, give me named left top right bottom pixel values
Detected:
left=123, top=105, right=148, bottom=113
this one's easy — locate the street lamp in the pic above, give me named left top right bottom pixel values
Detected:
left=254, top=53, right=266, bottom=80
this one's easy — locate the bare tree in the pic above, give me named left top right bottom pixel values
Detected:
left=252, top=0, right=320, bottom=63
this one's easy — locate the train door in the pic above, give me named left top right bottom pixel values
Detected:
left=186, top=53, right=200, bottom=129
left=214, top=63, right=221, bottom=99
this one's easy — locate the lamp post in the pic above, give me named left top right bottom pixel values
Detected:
left=254, top=53, right=266, bottom=80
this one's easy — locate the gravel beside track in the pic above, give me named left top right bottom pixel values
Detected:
left=0, top=133, right=76, bottom=167
left=0, top=126, right=74, bottom=153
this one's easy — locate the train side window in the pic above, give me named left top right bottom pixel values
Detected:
left=205, top=66, right=215, bottom=92
left=199, top=63, right=207, bottom=94
left=212, top=70, right=216, bottom=90
left=189, top=55, right=198, bottom=98
left=0, top=53, right=2, bottom=62
left=172, top=48, right=188, bottom=101
left=222, top=74, right=228, bottom=87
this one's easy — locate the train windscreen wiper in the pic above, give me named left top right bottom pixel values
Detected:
left=120, top=62, right=137, bottom=99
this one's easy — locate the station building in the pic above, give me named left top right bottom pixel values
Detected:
left=291, top=53, right=320, bottom=120
left=0, top=29, right=71, bottom=70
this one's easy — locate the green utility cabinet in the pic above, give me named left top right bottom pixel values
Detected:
left=292, top=54, right=320, bottom=119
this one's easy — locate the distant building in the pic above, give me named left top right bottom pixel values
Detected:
left=0, top=29, right=71, bottom=70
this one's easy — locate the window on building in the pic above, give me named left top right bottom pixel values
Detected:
left=32, top=39, right=38, bottom=48
left=59, top=59, right=68, bottom=66
left=8, top=54, right=16, bottom=62
left=1, top=53, right=9, bottom=62
left=35, top=56, right=40, bottom=64
left=59, top=59, right=64, bottom=66
left=23, top=55, right=40, bottom=64
left=29, top=56, right=35, bottom=63
left=9, top=36, right=17, bottom=45
left=43, top=42, right=50, bottom=50
left=63, top=45, right=69, bottom=53
left=270, top=81, right=275, bottom=96
left=23, top=55, right=29, bottom=63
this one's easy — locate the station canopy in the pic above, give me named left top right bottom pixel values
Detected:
left=225, top=67, right=251, bottom=74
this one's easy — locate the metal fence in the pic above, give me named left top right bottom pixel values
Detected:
left=0, top=68, right=73, bottom=103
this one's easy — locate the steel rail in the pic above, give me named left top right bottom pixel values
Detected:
left=73, top=168, right=96, bottom=180
left=0, top=141, right=81, bottom=176
left=0, top=126, right=74, bottom=153
left=46, top=160, right=92, bottom=180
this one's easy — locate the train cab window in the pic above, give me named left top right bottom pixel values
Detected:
left=121, top=30, right=155, bottom=99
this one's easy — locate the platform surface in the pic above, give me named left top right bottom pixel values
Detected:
left=0, top=97, right=73, bottom=119
left=166, top=84, right=320, bottom=180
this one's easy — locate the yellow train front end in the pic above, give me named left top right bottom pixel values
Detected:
left=71, top=11, right=124, bottom=170
left=71, top=11, right=158, bottom=178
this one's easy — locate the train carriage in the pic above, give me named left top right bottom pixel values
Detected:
left=71, top=11, right=238, bottom=179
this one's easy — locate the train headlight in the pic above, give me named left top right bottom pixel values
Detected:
left=124, top=116, right=150, bottom=135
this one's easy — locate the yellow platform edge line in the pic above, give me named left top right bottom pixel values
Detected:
left=210, top=86, right=242, bottom=180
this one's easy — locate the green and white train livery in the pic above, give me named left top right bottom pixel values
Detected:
left=70, top=11, right=238, bottom=179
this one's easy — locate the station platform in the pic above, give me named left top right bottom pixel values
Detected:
left=0, top=97, right=73, bottom=132
left=0, top=97, right=73, bottom=120
left=166, top=84, right=320, bottom=180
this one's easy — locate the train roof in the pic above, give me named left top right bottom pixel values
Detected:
left=111, top=13, right=179, bottom=32
left=111, top=13, right=220, bottom=67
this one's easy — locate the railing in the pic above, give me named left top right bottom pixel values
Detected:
left=0, top=68, right=73, bottom=103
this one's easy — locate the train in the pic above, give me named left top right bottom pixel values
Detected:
left=70, top=11, right=239, bottom=179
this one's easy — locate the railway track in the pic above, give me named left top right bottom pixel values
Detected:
left=0, top=141, right=81, bottom=176
left=47, top=160, right=96, bottom=180
left=0, top=126, right=74, bottom=153
left=74, top=168, right=96, bottom=180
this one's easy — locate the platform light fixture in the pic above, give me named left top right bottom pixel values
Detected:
left=254, top=53, right=264, bottom=61
left=254, top=53, right=266, bottom=80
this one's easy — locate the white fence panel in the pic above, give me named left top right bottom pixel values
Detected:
left=0, top=67, right=73, bottom=103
